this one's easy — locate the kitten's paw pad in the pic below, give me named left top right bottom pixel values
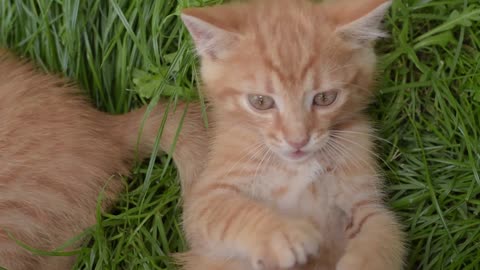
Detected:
left=251, top=219, right=322, bottom=270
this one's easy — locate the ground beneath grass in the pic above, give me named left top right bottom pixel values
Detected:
left=1, top=0, right=479, bottom=269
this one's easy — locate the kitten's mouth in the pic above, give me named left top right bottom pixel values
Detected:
left=287, top=150, right=309, bottom=161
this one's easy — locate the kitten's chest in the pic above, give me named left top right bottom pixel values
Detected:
left=250, top=168, right=347, bottom=232
left=250, top=166, right=334, bottom=219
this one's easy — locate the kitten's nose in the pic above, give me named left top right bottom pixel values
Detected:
left=286, top=137, right=309, bottom=150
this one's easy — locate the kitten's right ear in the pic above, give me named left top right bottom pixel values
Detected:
left=324, top=0, right=392, bottom=47
left=181, top=6, right=243, bottom=59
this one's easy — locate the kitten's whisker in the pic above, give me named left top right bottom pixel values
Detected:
left=321, top=140, right=335, bottom=158
left=250, top=148, right=271, bottom=197
left=321, top=142, right=339, bottom=171
left=222, top=142, right=264, bottom=178
left=325, top=140, right=360, bottom=171
left=328, top=135, right=384, bottom=173
left=329, top=139, right=377, bottom=173
left=332, top=136, right=378, bottom=172
left=329, top=133, right=382, bottom=160
left=333, top=130, right=394, bottom=146
left=254, top=148, right=271, bottom=182
left=324, top=134, right=376, bottom=172
left=265, top=151, right=278, bottom=195
left=235, top=145, right=272, bottom=193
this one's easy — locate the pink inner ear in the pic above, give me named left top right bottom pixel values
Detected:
left=181, top=14, right=214, bottom=46
left=324, top=0, right=389, bottom=26
left=181, top=6, right=244, bottom=58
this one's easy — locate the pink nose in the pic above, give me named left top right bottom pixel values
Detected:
left=286, top=137, right=309, bottom=149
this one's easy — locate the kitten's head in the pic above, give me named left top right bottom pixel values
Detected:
left=182, top=0, right=390, bottom=163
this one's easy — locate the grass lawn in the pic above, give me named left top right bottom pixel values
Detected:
left=1, top=0, right=479, bottom=269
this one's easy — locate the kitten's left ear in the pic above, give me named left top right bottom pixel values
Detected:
left=181, top=4, right=245, bottom=59
left=326, top=0, right=392, bottom=46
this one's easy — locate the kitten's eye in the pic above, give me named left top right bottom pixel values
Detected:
left=248, top=94, right=275, bottom=110
left=313, top=90, right=338, bottom=106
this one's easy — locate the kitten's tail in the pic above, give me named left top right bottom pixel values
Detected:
left=112, top=101, right=208, bottom=193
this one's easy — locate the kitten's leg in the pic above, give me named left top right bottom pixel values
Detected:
left=336, top=202, right=405, bottom=270
left=184, top=186, right=322, bottom=270
left=114, top=101, right=207, bottom=194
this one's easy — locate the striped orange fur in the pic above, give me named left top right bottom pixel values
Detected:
left=179, top=0, right=406, bottom=269
left=0, top=50, right=207, bottom=270
left=1, top=0, right=407, bottom=269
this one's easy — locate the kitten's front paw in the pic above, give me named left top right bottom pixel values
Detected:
left=250, top=218, right=322, bottom=270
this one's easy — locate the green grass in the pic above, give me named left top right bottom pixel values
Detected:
left=1, top=0, right=479, bottom=269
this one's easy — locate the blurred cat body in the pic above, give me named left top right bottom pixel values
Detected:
left=0, top=50, right=207, bottom=270
left=179, top=0, right=406, bottom=269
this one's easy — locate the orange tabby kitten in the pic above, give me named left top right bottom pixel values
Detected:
left=179, top=0, right=405, bottom=269
left=0, top=50, right=206, bottom=270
